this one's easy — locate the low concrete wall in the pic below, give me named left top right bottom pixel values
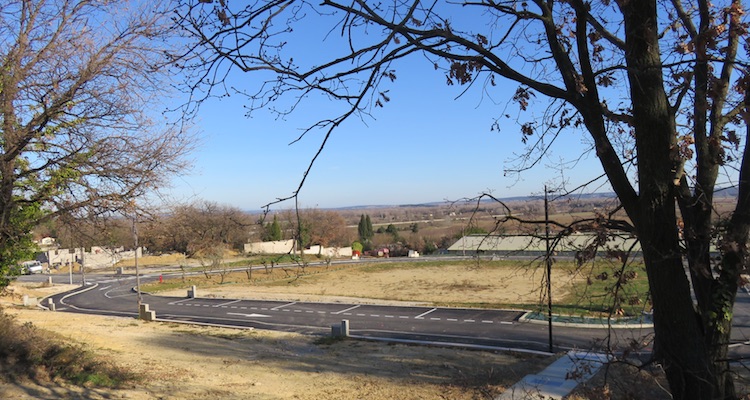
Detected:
left=244, top=240, right=295, bottom=255
left=45, top=247, right=143, bottom=269
left=244, top=240, right=352, bottom=258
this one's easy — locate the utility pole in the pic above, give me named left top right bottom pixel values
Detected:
left=544, top=185, right=553, bottom=353
left=80, top=247, right=86, bottom=285
left=133, top=216, right=141, bottom=306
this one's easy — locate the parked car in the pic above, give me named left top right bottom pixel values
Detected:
left=20, top=260, right=44, bottom=274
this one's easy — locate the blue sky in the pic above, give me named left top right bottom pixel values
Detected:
left=169, top=71, right=602, bottom=211
left=167, top=12, right=604, bottom=211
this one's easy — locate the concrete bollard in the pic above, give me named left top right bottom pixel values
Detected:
left=331, top=324, right=342, bottom=337
left=116, top=267, right=124, bottom=275
left=48, top=276, right=53, bottom=285
left=23, top=295, right=29, bottom=306
left=341, top=319, right=350, bottom=337
left=47, top=298, right=56, bottom=311
left=187, top=285, right=197, bottom=298
left=332, top=320, right=350, bottom=338
left=139, top=303, right=156, bottom=321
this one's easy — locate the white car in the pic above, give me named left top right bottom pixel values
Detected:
left=21, top=261, right=44, bottom=274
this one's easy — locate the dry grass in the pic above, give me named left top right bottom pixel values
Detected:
left=0, top=308, right=136, bottom=389
left=149, top=259, right=577, bottom=309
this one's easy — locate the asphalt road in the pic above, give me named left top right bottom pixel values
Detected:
left=14, top=267, right=750, bottom=358
left=24, top=270, right=657, bottom=355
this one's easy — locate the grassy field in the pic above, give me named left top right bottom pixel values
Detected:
left=144, top=257, right=651, bottom=318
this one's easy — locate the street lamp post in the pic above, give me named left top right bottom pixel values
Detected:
left=133, top=216, right=141, bottom=307
left=544, top=186, right=553, bottom=353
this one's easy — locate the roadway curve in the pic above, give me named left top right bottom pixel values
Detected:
left=32, top=270, right=659, bottom=355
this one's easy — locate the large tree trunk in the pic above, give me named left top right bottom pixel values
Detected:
left=619, top=0, right=732, bottom=397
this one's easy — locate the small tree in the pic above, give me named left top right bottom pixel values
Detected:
left=358, top=214, right=374, bottom=243
left=365, top=215, right=374, bottom=240
left=262, top=215, right=283, bottom=242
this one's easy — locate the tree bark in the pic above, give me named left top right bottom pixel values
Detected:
left=619, top=0, right=727, bottom=397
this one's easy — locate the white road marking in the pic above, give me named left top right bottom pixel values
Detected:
left=334, top=305, right=361, bottom=315
left=414, top=308, right=437, bottom=319
left=167, top=298, right=193, bottom=305
left=272, top=302, right=296, bottom=311
left=214, top=300, right=242, bottom=308
left=227, top=312, right=271, bottom=318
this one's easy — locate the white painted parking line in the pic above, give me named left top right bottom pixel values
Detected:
left=482, top=320, right=493, bottom=324
left=98, top=285, right=112, bottom=291
left=415, top=308, right=437, bottom=319
left=464, top=319, right=475, bottom=322
left=333, top=304, right=361, bottom=315
left=167, top=298, right=193, bottom=305
left=214, top=300, right=242, bottom=308
left=227, top=312, right=271, bottom=318
left=271, top=302, right=297, bottom=311
left=500, top=321, right=513, bottom=325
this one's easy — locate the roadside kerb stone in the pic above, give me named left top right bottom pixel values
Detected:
left=496, top=350, right=609, bottom=400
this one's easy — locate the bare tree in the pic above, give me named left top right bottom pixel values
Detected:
left=175, top=0, right=750, bottom=397
left=0, top=0, right=193, bottom=286
left=164, top=200, right=252, bottom=257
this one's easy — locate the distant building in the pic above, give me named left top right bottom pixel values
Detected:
left=43, top=246, right=143, bottom=269
left=447, top=234, right=641, bottom=256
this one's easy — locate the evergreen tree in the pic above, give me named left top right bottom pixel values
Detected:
left=357, top=214, right=367, bottom=242
left=269, top=215, right=282, bottom=241
left=365, top=215, right=373, bottom=240
left=358, top=214, right=374, bottom=242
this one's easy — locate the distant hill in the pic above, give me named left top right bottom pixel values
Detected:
left=252, top=188, right=737, bottom=214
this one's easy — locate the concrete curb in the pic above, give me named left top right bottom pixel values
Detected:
left=496, top=350, right=610, bottom=399
left=519, top=311, right=654, bottom=329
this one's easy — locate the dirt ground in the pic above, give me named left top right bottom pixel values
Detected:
left=155, top=259, right=574, bottom=307
left=0, top=259, right=669, bottom=399
left=0, top=260, right=564, bottom=400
